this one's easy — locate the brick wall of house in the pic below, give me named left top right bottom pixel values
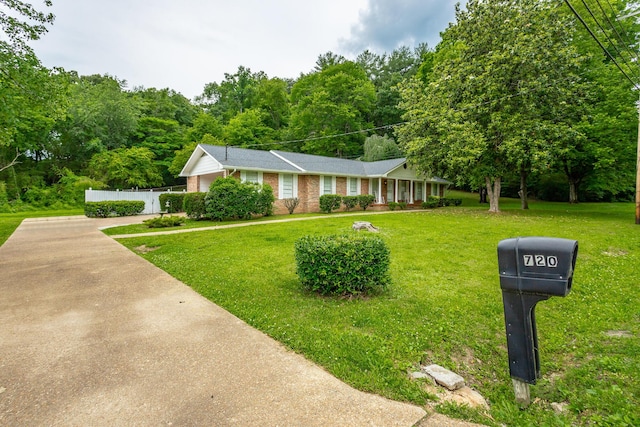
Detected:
left=263, top=173, right=279, bottom=194
left=361, top=179, right=369, bottom=196
left=299, top=175, right=320, bottom=213
left=336, top=177, right=346, bottom=196
left=187, top=176, right=200, bottom=193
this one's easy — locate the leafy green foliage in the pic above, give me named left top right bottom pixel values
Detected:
left=421, top=199, right=438, bottom=209
left=289, top=62, right=376, bottom=157
left=198, top=66, right=266, bottom=122
left=341, top=195, right=358, bottom=211
left=183, top=192, right=206, bottom=219
left=362, top=134, right=403, bottom=161
left=143, top=215, right=184, bottom=228
left=294, top=234, right=390, bottom=296
left=255, top=183, right=275, bottom=217
left=205, top=176, right=274, bottom=221
left=158, top=193, right=185, bottom=213
left=223, top=109, right=274, bottom=149
left=88, top=147, right=163, bottom=189
left=397, top=0, right=593, bottom=212
left=357, top=194, right=376, bottom=211
left=319, top=194, right=342, bottom=213
left=84, top=200, right=144, bottom=218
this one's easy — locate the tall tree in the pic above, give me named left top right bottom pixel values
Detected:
left=254, top=77, right=290, bottom=132
left=0, top=0, right=59, bottom=173
left=223, top=109, right=274, bottom=149
left=132, top=116, right=184, bottom=185
left=54, top=74, right=140, bottom=171
left=289, top=61, right=376, bottom=157
left=368, top=45, right=427, bottom=134
left=555, top=0, right=639, bottom=203
left=88, top=146, right=162, bottom=189
left=198, top=66, right=266, bottom=122
left=397, top=0, right=588, bottom=212
left=132, top=87, right=199, bottom=126
left=313, top=51, right=346, bottom=72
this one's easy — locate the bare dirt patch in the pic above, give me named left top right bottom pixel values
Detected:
left=135, top=245, right=160, bottom=254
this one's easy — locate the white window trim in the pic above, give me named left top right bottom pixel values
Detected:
left=240, top=170, right=263, bottom=184
left=278, top=173, right=298, bottom=199
left=320, top=175, right=336, bottom=195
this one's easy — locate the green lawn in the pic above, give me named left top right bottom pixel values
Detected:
left=113, top=195, right=640, bottom=426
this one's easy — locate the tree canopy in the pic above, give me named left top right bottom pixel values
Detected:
left=1, top=0, right=637, bottom=210
left=396, top=0, right=636, bottom=211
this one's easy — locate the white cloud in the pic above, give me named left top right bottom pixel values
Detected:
left=31, top=0, right=458, bottom=99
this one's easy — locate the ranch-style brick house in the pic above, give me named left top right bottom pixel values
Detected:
left=180, top=144, right=451, bottom=215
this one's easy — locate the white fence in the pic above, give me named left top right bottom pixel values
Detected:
left=85, top=189, right=185, bottom=214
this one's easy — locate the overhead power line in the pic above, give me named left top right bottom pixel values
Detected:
left=564, top=0, right=640, bottom=89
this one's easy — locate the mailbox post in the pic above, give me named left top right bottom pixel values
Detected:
left=497, top=237, right=578, bottom=406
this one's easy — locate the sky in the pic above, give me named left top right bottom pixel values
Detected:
left=30, top=0, right=461, bottom=100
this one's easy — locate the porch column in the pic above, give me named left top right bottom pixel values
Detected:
left=410, top=180, right=414, bottom=204
left=394, top=179, right=399, bottom=203
left=378, top=179, right=383, bottom=203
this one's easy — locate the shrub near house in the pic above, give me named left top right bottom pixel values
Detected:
left=205, top=176, right=275, bottom=221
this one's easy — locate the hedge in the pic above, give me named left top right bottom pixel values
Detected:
left=294, top=234, right=391, bottom=296
left=143, top=216, right=185, bottom=228
left=319, top=194, right=342, bottom=213
left=84, top=201, right=145, bottom=218
left=342, top=195, right=358, bottom=211
left=183, top=192, right=206, bottom=219
left=422, top=196, right=462, bottom=209
left=357, top=194, right=376, bottom=210
left=159, top=193, right=185, bottom=213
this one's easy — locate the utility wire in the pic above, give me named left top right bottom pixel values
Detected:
left=235, top=2, right=637, bottom=155
left=601, top=0, right=639, bottom=59
left=564, top=0, right=640, bottom=89
left=580, top=0, right=640, bottom=82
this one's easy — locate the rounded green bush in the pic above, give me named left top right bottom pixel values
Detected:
left=294, top=234, right=391, bottom=296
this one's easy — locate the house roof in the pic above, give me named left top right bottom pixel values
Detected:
left=180, top=144, right=451, bottom=183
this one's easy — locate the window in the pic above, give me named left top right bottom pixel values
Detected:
left=399, top=181, right=408, bottom=201
left=320, top=176, right=335, bottom=195
left=279, top=174, right=297, bottom=199
left=348, top=177, right=359, bottom=196
left=241, top=170, right=261, bottom=184
left=415, top=182, right=423, bottom=200
left=431, top=183, right=440, bottom=196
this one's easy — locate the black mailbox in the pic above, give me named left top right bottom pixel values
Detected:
left=497, top=237, right=578, bottom=385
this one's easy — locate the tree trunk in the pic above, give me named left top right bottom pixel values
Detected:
left=479, top=186, right=487, bottom=204
left=520, top=168, right=529, bottom=210
left=485, top=176, right=501, bottom=213
left=568, top=180, right=578, bottom=204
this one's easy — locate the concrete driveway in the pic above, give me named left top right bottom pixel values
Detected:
left=1, top=215, right=487, bottom=426
left=0, top=215, right=430, bottom=426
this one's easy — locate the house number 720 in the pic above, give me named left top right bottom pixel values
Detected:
left=523, top=255, right=558, bottom=268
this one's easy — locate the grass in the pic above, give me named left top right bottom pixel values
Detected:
left=112, top=194, right=640, bottom=426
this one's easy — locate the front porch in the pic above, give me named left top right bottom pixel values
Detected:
left=369, top=178, right=446, bottom=206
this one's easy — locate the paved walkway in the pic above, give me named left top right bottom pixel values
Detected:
left=0, top=215, right=480, bottom=426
